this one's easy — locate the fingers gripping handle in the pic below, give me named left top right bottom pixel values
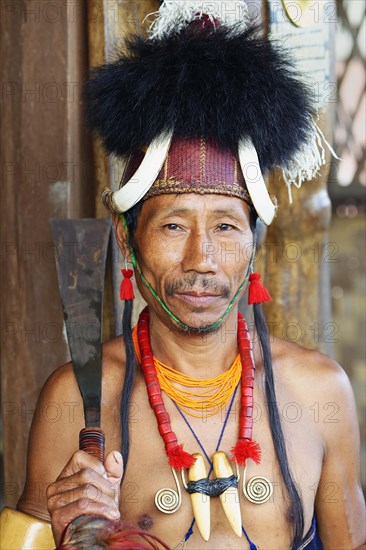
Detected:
left=79, top=427, right=105, bottom=463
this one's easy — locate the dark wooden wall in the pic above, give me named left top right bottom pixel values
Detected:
left=1, top=0, right=93, bottom=506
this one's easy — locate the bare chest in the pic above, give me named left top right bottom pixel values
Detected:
left=111, top=376, right=324, bottom=549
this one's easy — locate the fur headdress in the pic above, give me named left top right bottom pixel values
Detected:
left=85, top=0, right=335, bottom=224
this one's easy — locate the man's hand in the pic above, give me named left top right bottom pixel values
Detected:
left=46, top=449, right=123, bottom=545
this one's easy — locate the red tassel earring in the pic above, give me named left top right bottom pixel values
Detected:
left=120, top=262, right=135, bottom=301
left=248, top=272, right=272, bottom=304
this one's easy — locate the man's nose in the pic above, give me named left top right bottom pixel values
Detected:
left=181, top=230, right=219, bottom=273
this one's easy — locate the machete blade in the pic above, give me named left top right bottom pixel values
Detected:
left=50, top=218, right=111, bottom=430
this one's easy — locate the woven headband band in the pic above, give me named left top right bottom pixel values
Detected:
left=102, top=135, right=277, bottom=225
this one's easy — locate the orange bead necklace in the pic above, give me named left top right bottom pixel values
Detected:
left=132, top=325, right=241, bottom=418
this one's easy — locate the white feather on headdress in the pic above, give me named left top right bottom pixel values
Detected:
left=146, top=0, right=249, bottom=39
left=282, top=120, right=341, bottom=202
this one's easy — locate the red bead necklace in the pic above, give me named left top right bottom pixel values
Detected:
left=136, top=307, right=261, bottom=470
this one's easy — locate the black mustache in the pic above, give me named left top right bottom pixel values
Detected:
left=165, top=275, right=230, bottom=298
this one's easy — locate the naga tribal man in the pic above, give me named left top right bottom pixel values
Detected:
left=15, top=1, right=365, bottom=549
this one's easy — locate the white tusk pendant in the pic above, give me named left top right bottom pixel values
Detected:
left=188, top=453, right=210, bottom=541
left=212, top=451, right=242, bottom=538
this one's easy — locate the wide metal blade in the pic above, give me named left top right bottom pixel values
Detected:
left=50, top=218, right=111, bottom=428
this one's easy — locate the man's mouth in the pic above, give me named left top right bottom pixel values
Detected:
left=173, top=291, right=223, bottom=306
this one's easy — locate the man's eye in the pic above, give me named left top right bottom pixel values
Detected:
left=216, top=223, right=234, bottom=231
left=164, top=223, right=181, bottom=231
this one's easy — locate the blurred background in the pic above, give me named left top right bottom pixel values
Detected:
left=1, top=0, right=365, bottom=510
left=329, top=0, right=365, bottom=493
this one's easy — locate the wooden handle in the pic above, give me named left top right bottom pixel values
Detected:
left=79, top=427, right=105, bottom=463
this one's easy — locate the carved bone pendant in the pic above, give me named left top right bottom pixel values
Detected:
left=213, top=451, right=242, bottom=537
left=188, top=453, right=210, bottom=541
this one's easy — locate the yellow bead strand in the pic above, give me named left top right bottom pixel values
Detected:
left=132, top=326, right=241, bottom=418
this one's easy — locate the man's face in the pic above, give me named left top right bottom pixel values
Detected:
left=132, top=194, right=254, bottom=331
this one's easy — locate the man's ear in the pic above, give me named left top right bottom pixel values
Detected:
left=113, top=214, right=132, bottom=261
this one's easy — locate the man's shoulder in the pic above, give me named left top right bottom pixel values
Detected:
left=102, top=334, right=126, bottom=375
left=41, top=335, right=126, bottom=403
left=271, top=336, right=350, bottom=400
left=270, top=337, right=357, bottom=452
left=102, top=336, right=127, bottom=399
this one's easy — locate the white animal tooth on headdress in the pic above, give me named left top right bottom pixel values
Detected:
left=103, top=133, right=173, bottom=213
left=238, top=139, right=277, bottom=225
left=147, top=0, right=249, bottom=39
left=281, top=119, right=341, bottom=203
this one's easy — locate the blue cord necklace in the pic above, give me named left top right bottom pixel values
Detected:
left=172, top=384, right=257, bottom=550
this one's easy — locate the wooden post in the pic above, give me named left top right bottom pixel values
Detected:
left=263, top=0, right=337, bottom=349
left=1, top=0, right=93, bottom=506
left=265, top=112, right=334, bottom=349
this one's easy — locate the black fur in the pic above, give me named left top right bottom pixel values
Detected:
left=85, top=25, right=313, bottom=172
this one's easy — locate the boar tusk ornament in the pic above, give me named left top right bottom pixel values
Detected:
left=185, top=453, right=211, bottom=541
left=156, top=454, right=274, bottom=541
left=212, top=452, right=243, bottom=538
